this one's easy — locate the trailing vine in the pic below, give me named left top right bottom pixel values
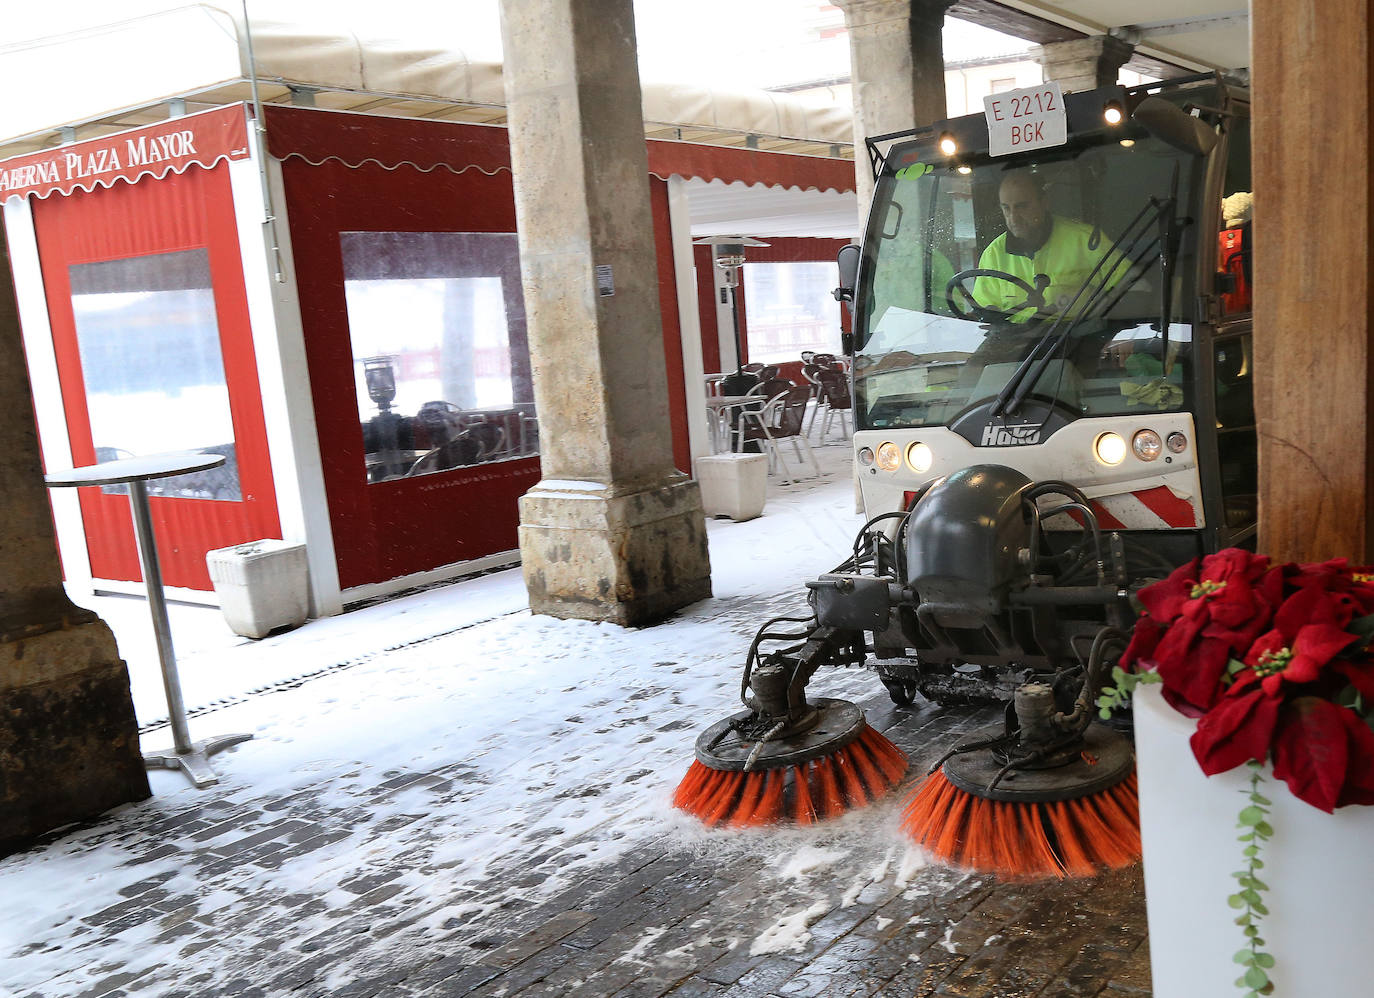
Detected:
left=1231, top=761, right=1276, bottom=996
left=1094, top=664, right=1160, bottom=718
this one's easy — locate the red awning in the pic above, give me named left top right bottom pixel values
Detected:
left=262, top=105, right=852, bottom=194
left=648, top=140, right=854, bottom=194
left=264, top=105, right=512, bottom=177
left=0, top=106, right=250, bottom=202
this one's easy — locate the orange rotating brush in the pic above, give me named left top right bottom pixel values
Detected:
left=673, top=697, right=908, bottom=826
left=900, top=681, right=1140, bottom=879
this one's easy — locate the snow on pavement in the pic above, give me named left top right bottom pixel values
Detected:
left=0, top=450, right=967, bottom=996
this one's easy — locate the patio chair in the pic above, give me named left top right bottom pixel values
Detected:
left=816, top=369, right=853, bottom=441
left=748, top=376, right=795, bottom=401
left=407, top=432, right=482, bottom=476
left=800, top=362, right=827, bottom=435
left=736, top=385, right=821, bottom=484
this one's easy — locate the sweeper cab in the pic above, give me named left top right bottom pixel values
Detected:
left=676, top=75, right=1255, bottom=873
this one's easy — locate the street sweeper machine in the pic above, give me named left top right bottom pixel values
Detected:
left=675, top=75, right=1257, bottom=877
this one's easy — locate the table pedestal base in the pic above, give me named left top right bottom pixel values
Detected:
left=143, top=733, right=254, bottom=789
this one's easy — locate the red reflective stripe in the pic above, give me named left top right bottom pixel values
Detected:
left=1089, top=501, right=1128, bottom=530
left=1133, top=486, right=1197, bottom=528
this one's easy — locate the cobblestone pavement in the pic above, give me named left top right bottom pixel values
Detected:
left=3, top=487, right=1152, bottom=998
left=5, top=682, right=1150, bottom=997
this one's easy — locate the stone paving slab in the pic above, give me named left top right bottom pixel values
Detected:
left=2, top=596, right=1151, bottom=998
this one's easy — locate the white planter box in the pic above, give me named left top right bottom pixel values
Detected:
left=694, top=453, right=768, bottom=522
left=206, top=539, right=309, bottom=639
left=1135, top=683, right=1374, bottom=997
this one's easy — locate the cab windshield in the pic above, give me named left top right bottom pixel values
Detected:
left=854, top=127, right=1202, bottom=430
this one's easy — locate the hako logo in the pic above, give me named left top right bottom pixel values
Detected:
left=980, top=423, right=1042, bottom=447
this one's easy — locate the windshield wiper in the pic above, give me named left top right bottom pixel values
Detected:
left=991, top=193, right=1179, bottom=419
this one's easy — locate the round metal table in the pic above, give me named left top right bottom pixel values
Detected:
left=45, top=451, right=253, bottom=789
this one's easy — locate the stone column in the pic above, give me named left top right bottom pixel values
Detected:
left=835, top=0, right=955, bottom=216
left=498, top=0, right=711, bottom=625
left=1031, top=36, right=1135, bottom=93
left=0, top=234, right=149, bottom=855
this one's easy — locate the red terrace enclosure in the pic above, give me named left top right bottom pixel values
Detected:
left=1, top=104, right=855, bottom=617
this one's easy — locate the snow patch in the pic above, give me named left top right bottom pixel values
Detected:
left=774, top=845, right=849, bottom=883
left=617, top=925, right=668, bottom=965
left=894, top=845, right=928, bottom=888
left=749, top=900, right=830, bottom=956
left=939, top=922, right=960, bottom=953
left=876, top=916, right=893, bottom=930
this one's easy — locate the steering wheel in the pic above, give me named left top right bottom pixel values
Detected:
left=945, top=268, right=1049, bottom=323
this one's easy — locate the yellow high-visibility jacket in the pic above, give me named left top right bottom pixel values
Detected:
left=972, top=217, right=1118, bottom=319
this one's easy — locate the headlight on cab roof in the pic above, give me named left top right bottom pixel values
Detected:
left=906, top=442, right=933, bottom=473
left=876, top=442, right=902, bottom=472
left=1094, top=432, right=1127, bottom=466
left=1132, top=429, right=1163, bottom=461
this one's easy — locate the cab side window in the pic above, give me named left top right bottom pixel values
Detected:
left=1214, top=334, right=1257, bottom=530
left=1218, top=114, right=1253, bottom=318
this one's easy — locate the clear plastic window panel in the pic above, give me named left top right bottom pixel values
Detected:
left=68, top=248, right=241, bottom=500
left=741, top=261, right=844, bottom=365
left=340, top=232, right=537, bottom=484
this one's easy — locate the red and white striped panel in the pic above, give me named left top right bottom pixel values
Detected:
left=1046, top=486, right=1201, bottom=531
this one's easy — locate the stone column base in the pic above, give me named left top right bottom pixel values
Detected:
left=519, top=474, right=712, bottom=626
left=1, top=620, right=150, bottom=855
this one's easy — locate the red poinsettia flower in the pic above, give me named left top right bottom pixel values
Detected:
left=1134, top=550, right=1281, bottom=712
left=1190, top=681, right=1281, bottom=776
left=1244, top=589, right=1358, bottom=696
left=1132, top=548, right=1374, bottom=813
left=1271, top=697, right=1374, bottom=812
left=1288, top=558, right=1374, bottom=620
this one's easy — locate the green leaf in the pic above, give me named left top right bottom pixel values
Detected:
left=1348, top=612, right=1374, bottom=644
left=1238, top=805, right=1264, bottom=825
left=1233, top=949, right=1253, bottom=964
left=1112, top=665, right=1126, bottom=681
left=1252, top=794, right=1272, bottom=806
left=1255, top=953, right=1275, bottom=969
left=1227, top=894, right=1247, bottom=909
left=1250, top=876, right=1269, bottom=891
left=1243, top=925, right=1259, bottom=938
left=1255, top=820, right=1274, bottom=838
left=1245, top=966, right=1270, bottom=989
left=1227, top=657, right=1248, bottom=676
left=1251, top=901, right=1270, bottom=917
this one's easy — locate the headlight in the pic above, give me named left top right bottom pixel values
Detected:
left=906, top=442, right=933, bottom=473
left=1132, top=429, right=1163, bottom=461
left=1094, top=432, right=1127, bottom=466
left=857, top=446, right=875, bottom=466
left=1166, top=431, right=1188, bottom=454
left=876, top=442, right=902, bottom=472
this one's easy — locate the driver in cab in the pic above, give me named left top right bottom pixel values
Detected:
left=972, top=170, right=1117, bottom=320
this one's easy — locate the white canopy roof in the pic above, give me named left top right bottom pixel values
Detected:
left=0, top=4, right=854, bottom=159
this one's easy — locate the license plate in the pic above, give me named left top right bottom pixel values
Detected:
left=984, top=82, right=1068, bottom=157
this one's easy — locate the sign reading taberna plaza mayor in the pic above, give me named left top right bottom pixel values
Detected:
left=0, top=105, right=251, bottom=201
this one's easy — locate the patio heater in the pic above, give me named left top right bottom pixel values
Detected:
left=693, top=236, right=768, bottom=396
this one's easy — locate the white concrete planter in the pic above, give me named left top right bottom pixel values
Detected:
left=1135, top=683, right=1374, bottom=997
left=206, top=539, right=309, bottom=639
left=694, top=453, right=768, bottom=522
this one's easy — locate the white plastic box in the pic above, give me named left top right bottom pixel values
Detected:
left=206, top=539, right=309, bottom=639
left=694, top=453, right=768, bottom=521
